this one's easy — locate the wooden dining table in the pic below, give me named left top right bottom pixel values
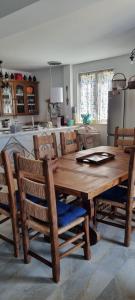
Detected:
left=53, top=146, right=130, bottom=244
left=13, top=145, right=129, bottom=244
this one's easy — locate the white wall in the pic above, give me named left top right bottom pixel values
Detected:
left=34, top=66, right=64, bottom=122
left=63, top=65, right=73, bottom=120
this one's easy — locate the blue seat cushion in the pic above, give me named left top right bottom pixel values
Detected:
left=56, top=200, right=71, bottom=215
left=0, top=191, right=45, bottom=212
left=99, top=186, right=127, bottom=203
left=23, top=193, right=86, bottom=227
left=26, top=195, right=86, bottom=227
left=121, top=179, right=128, bottom=187
left=0, top=191, right=20, bottom=212
left=0, top=191, right=86, bottom=227
left=0, top=203, right=10, bottom=212
left=57, top=202, right=86, bottom=227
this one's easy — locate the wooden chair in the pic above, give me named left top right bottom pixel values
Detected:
left=33, top=133, right=58, bottom=160
left=114, top=127, right=135, bottom=148
left=14, top=154, right=90, bottom=282
left=60, top=130, right=80, bottom=155
left=95, top=148, right=135, bottom=247
left=114, top=127, right=135, bottom=187
left=0, top=150, right=20, bottom=257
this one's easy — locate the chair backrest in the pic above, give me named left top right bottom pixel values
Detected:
left=14, top=154, right=59, bottom=230
left=60, top=130, right=80, bottom=155
left=127, top=148, right=135, bottom=204
left=114, top=127, right=135, bottom=148
left=0, top=150, right=16, bottom=215
left=33, top=133, right=58, bottom=160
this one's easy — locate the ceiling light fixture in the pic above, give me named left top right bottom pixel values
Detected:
left=130, top=48, right=135, bottom=64
left=47, top=61, right=62, bottom=99
left=47, top=61, right=63, bottom=124
left=47, top=61, right=62, bottom=66
left=47, top=61, right=63, bottom=105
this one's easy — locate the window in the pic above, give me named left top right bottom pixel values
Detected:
left=79, top=70, right=114, bottom=123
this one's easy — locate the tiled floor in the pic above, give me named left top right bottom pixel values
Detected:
left=0, top=219, right=135, bottom=300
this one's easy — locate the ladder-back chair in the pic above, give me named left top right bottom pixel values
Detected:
left=95, top=148, right=135, bottom=247
left=33, top=133, right=58, bottom=160
left=0, top=150, right=20, bottom=257
left=114, top=127, right=135, bottom=149
left=60, top=130, right=80, bottom=156
left=14, top=154, right=90, bottom=282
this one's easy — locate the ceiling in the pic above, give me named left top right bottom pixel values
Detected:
left=0, top=0, right=39, bottom=18
left=0, top=0, right=135, bottom=71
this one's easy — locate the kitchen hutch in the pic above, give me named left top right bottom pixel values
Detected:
left=0, top=80, right=39, bottom=116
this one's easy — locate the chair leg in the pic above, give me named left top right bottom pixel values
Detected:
left=11, top=215, right=20, bottom=257
left=83, top=216, right=91, bottom=260
left=93, top=199, right=97, bottom=229
left=52, top=261, right=60, bottom=283
left=110, top=206, right=117, bottom=219
left=124, top=208, right=132, bottom=247
left=22, top=224, right=31, bottom=263
left=50, top=237, right=60, bottom=282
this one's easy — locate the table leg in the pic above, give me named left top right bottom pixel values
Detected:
left=81, top=193, right=100, bottom=245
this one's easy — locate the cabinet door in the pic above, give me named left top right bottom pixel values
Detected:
left=25, top=83, right=38, bottom=114
left=14, top=83, right=26, bottom=115
left=1, top=83, right=14, bottom=115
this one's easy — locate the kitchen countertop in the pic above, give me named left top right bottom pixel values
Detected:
left=0, top=125, right=79, bottom=138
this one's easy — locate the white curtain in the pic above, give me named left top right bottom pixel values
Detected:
left=80, top=70, right=113, bottom=123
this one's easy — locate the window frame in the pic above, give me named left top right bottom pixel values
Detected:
left=78, top=69, right=114, bottom=125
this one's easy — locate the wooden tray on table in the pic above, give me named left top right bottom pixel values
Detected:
left=76, top=152, right=115, bottom=165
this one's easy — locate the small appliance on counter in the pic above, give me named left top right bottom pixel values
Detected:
left=67, top=119, right=75, bottom=126
left=10, top=121, right=22, bottom=133
left=2, top=119, right=10, bottom=128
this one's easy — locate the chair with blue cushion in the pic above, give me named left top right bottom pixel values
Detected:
left=60, top=130, right=80, bottom=156
left=14, top=154, right=90, bottom=283
left=95, top=148, right=135, bottom=247
left=33, top=133, right=58, bottom=160
left=33, top=133, right=67, bottom=202
left=114, top=127, right=135, bottom=149
left=0, top=150, right=20, bottom=257
left=114, top=126, right=135, bottom=187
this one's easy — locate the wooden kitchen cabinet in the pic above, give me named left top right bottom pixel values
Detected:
left=0, top=82, right=14, bottom=116
left=0, top=80, right=39, bottom=116
left=14, top=81, right=26, bottom=115
left=25, top=82, right=39, bottom=115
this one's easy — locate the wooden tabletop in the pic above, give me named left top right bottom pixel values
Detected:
left=54, top=146, right=129, bottom=199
